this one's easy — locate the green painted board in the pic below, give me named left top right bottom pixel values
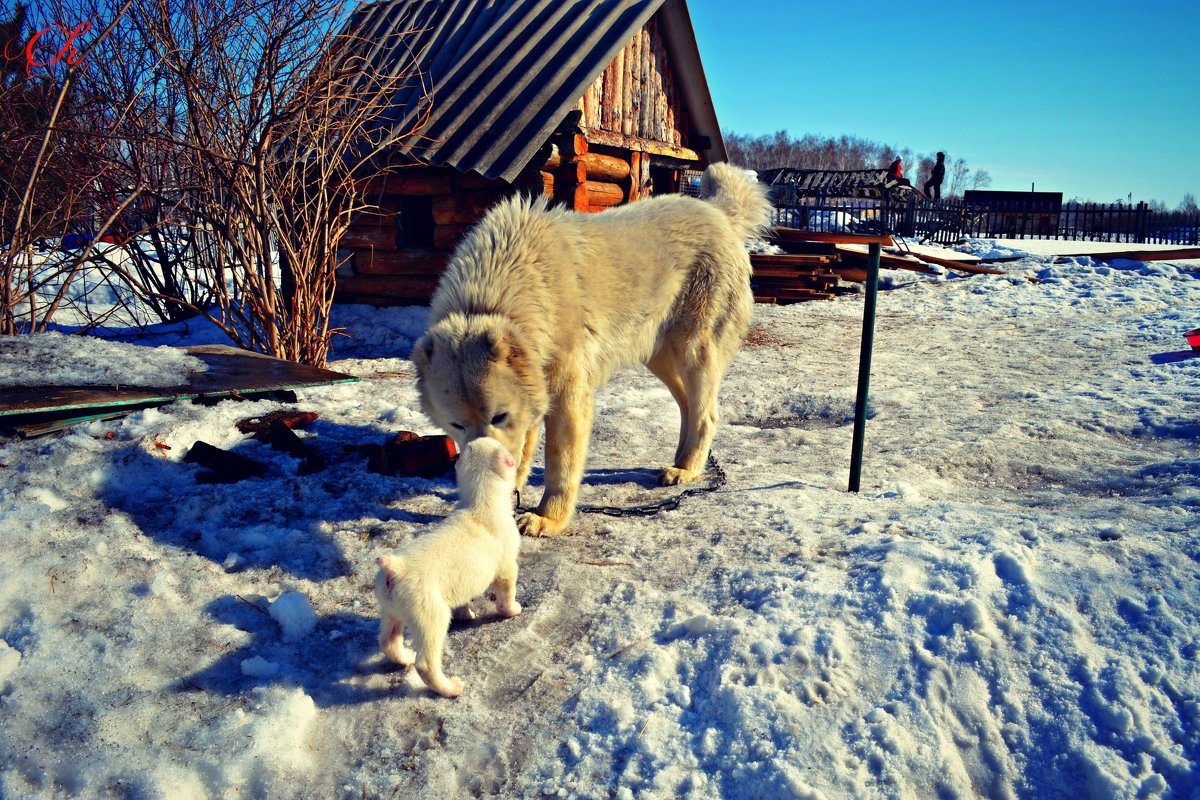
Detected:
left=0, top=345, right=358, bottom=436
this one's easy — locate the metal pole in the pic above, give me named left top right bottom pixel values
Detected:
left=849, top=241, right=881, bottom=492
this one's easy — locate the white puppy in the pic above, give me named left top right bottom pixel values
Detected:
left=374, top=437, right=522, bottom=697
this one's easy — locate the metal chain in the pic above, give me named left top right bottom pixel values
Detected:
left=516, top=455, right=726, bottom=519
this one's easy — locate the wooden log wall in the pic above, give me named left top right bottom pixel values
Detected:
left=338, top=142, right=650, bottom=304
left=577, top=13, right=687, bottom=148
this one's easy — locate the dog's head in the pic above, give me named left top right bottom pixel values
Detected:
left=412, top=312, right=547, bottom=460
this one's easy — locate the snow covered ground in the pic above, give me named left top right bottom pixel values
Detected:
left=1, top=241, right=1198, bottom=799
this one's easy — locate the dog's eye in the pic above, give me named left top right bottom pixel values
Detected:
left=490, top=412, right=508, bottom=426
left=450, top=422, right=465, bottom=431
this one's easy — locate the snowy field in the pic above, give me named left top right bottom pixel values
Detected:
left=1, top=241, right=1198, bottom=799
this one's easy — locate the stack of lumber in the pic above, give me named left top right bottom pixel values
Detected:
left=750, top=253, right=840, bottom=304
left=750, top=227, right=1007, bottom=305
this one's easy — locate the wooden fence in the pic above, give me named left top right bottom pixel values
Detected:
left=770, top=194, right=1200, bottom=246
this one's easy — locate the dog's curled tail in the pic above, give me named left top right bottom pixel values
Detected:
left=700, top=162, right=773, bottom=241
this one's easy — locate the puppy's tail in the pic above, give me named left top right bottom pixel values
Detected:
left=700, top=162, right=773, bottom=241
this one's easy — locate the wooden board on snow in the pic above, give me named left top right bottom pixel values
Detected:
left=0, top=345, right=357, bottom=436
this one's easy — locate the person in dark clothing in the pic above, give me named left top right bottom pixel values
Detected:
left=924, top=152, right=946, bottom=201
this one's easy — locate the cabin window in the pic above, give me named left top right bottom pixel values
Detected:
left=395, top=195, right=435, bottom=248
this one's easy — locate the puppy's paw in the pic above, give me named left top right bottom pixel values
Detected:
left=497, top=599, right=523, bottom=618
left=434, top=676, right=465, bottom=698
left=452, top=604, right=477, bottom=622
left=383, top=642, right=416, bottom=667
left=517, top=512, right=569, bottom=537
left=658, top=466, right=701, bottom=486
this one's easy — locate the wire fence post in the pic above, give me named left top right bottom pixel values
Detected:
left=849, top=241, right=881, bottom=493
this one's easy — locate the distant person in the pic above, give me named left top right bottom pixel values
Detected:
left=924, top=152, right=946, bottom=201
left=884, top=157, right=912, bottom=189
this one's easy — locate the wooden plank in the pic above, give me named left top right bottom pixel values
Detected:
left=353, top=249, right=448, bottom=276
left=909, top=252, right=1007, bottom=275
left=752, top=269, right=839, bottom=282
left=830, top=266, right=869, bottom=283
left=628, top=151, right=642, bottom=202
left=585, top=180, right=624, bottom=207
left=772, top=227, right=895, bottom=246
left=0, top=345, right=356, bottom=426
left=344, top=225, right=398, bottom=252
left=580, top=152, right=631, bottom=182
left=433, top=224, right=473, bottom=252
left=750, top=254, right=833, bottom=267
left=359, top=171, right=453, bottom=197
left=337, top=274, right=440, bottom=300
left=431, top=189, right=509, bottom=225
left=769, top=239, right=839, bottom=256
left=754, top=289, right=834, bottom=303
left=1054, top=247, right=1200, bottom=262
left=581, top=128, right=699, bottom=162
left=836, top=246, right=939, bottom=274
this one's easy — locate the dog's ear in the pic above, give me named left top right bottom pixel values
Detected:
left=485, top=328, right=528, bottom=369
left=412, top=334, right=434, bottom=372
left=483, top=329, right=509, bottom=360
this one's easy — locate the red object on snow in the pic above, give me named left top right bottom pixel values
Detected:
left=367, top=433, right=458, bottom=477
left=1186, top=327, right=1200, bottom=351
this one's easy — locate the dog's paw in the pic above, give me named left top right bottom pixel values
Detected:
left=497, top=599, right=523, bottom=618
left=452, top=604, right=477, bottom=622
left=433, top=676, right=465, bottom=698
left=658, top=466, right=701, bottom=486
left=517, top=512, right=569, bottom=537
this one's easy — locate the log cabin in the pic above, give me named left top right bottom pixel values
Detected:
left=334, top=0, right=726, bottom=305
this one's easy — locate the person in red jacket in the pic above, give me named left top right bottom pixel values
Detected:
left=885, top=157, right=912, bottom=189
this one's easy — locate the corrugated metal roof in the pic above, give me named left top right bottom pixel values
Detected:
left=342, top=0, right=721, bottom=183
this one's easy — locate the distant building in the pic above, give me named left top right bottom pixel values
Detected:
left=964, top=190, right=1063, bottom=237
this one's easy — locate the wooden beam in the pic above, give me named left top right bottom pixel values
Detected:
left=433, top=224, right=472, bottom=252
left=581, top=128, right=699, bottom=162
left=344, top=226, right=398, bottom=252
left=337, top=275, right=441, bottom=301
left=352, top=249, right=448, bottom=276
left=773, top=227, right=895, bottom=247
left=585, top=180, right=624, bottom=208
left=432, top=189, right=509, bottom=225
left=750, top=254, right=833, bottom=267
left=580, top=152, right=631, bottom=182
left=359, top=171, right=453, bottom=197
left=628, top=151, right=642, bottom=202
left=907, top=252, right=1007, bottom=275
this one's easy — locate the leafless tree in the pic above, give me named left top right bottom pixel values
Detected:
left=0, top=0, right=140, bottom=334
left=10, top=0, right=421, bottom=365
left=970, top=169, right=993, bottom=191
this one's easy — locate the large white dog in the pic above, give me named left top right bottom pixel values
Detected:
left=413, top=162, right=771, bottom=536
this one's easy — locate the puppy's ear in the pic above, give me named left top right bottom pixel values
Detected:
left=377, top=554, right=401, bottom=589
left=412, top=335, right=434, bottom=372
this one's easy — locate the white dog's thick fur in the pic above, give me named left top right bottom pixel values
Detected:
left=373, top=437, right=521, bottom=698
left=413, top=162, right=772, bottom=536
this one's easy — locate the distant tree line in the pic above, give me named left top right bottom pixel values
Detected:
left=724, top=129, right=993, bottom=199
left=727, top=130, right=1197, bottom=212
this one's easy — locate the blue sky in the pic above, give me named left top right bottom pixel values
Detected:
left=689, top=0, right=1200, bottom=206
